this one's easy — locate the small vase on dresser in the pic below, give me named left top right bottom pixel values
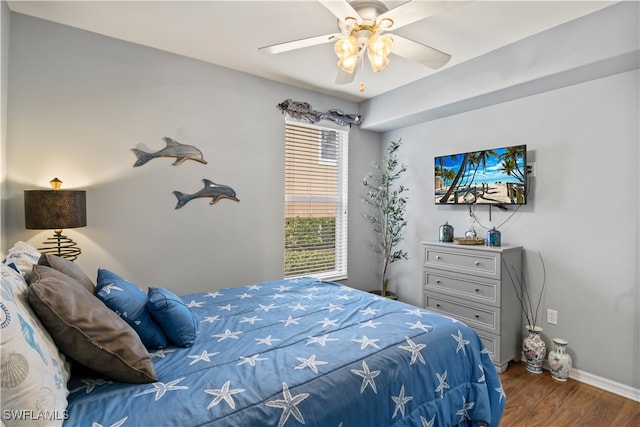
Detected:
left=523, top=325, right=546, bottom=374
left=548, top=338, right=572, bottom=381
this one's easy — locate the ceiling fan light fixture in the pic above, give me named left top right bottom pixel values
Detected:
left=335, top=36, right=359, bottom=73
left=367, top=33, right=392, bottom=72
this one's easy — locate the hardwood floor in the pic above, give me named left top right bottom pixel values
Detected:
left=499, top=362, right=640, bottom=426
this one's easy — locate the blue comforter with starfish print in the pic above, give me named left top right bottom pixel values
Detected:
left=64, top=277, right=505, bottom=426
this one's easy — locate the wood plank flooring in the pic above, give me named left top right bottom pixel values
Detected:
left=499, top=362, right=640, bottom=426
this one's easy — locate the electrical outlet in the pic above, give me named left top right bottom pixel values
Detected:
left=527, top=162, right=537, bottom=177
left=547, top=309, right=558, bottom=325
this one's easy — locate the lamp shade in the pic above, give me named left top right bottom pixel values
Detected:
left=24, top=190, right=87, bottom=230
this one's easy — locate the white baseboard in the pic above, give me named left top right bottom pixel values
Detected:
left=569, top=367, right=640, bottom=402
left=518, top=356, right=640, bottom=402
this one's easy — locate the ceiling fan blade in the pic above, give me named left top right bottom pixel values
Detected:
left=378, top=1, right=470, bottom=31
left=335, top=65, right=358, bottom=85
left=319, top=0, right=362, bottom=24
left=391, top=35, right=451, bottom=70
left=259, top=33, right=341, bottom=54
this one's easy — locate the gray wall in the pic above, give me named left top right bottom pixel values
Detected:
left=1, top=1, right=9, bottom=243
left=3, top=13, right=380, bottom=293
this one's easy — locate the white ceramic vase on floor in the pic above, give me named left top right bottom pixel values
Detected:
left=548, top=338, right=572, bottom=381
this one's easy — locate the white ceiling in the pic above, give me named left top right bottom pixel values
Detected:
left=7, top=0, right=617, bottom=102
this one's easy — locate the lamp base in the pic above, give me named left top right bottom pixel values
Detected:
left=38, top=233, right=81, bottom=261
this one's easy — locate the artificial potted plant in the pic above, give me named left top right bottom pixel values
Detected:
left=362, top=139, right=409, bottom=298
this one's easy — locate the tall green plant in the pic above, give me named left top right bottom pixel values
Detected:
left=362, top=139, right=409, bottom=296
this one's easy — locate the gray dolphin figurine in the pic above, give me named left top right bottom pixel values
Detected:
left=173, top=179, right=239, bottom=209
left=132, top=137, right=207, bottom=167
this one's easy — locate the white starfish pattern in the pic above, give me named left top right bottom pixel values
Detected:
left=335, top=294, right=352, bottom=301
left=205, top=291, right=222, bottom=298
left=240, top=315, right=262, bottom=325
left=391, top=385, right=413, bottom=418
left=70, top=378, right=111, bottom=394
left=92, top=416, right=127, bottom=427
left=398, top=337, right=426, bottom=365
left=323, top=303, right=344, bottom=312
left=201, top=315, right=221, bottom=323
left=186, top=300, right=204, bottom=308
left=276, top=285, right=292, bottom=292
left=265, top=382, right=310, bottom=427
left=455, top=396, right=475, bottom=422
left=271, top=293, right=286, bottom=299
left=435, top=371, right=450, bottom=398
left=280, top=315, right=301, bottom=327
left=352, top=335, right=381, bottom=350
left=237, top=353, right=267, bottom=366
left=359, top=320, right=381, bottom=328
left=317, top=318, right=338, bottom=328
left=350, top=360, right=380, bottom=393
left=134, top=377, right=188, bottom=401
left=420, top=415, right=436, bottom=427
left=188, top=350, right=219, bottom=365
left=403, top=308, right=427, bottom=317
left=477, top=364, right=486, bottom=383
left=255, top=335, right=280, bottom=346
left=306, top=334, right=338, bottom=346
left=289, top=303, right=307, bottom=311
left=100, top=283, right=123, bottom=294
left=218, top=303, right=237, bottom=311
left=246, top=284, right=261, bottom=291
left=257, top=303, right=277, bottom=312
left=451, top=329, right=470, bottom=354
left=295, top=354, right=328, bottom=374
left=359, top=307, right=379, bottom=316
left=212, top=329, right=243, bottom=341
left=406, top=320, right=433, bottom=333
left=301, top=293, right=316, bottom=300
left=149, top=348, right=176, bottom=359
left=238, top=293, right=253, bottom=299
left=495, top=386, right=506, bottom=402
left=204, top=380, right=246, bottom=410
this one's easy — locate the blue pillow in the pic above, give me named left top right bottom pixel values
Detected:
left=147, top=287, right=197, bottom=347
left=96, top=269, right=168, bottom=349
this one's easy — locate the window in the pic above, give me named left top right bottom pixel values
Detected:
left=284, top=120, right=348, bottom=280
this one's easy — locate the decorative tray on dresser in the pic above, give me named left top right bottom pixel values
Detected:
left=421, top=241, right=523, bottom=373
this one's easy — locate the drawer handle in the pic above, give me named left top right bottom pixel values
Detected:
left=474, top=314, right=480, bottom=318
left=436, top=304, right=441, bottom=308
left=436, top=280, right=441, bottom=284
left=475, top=288, right=480, bottom=293
left=474, top=261, right=480, bottom=266
left=435, top=255, right=442, bottom=260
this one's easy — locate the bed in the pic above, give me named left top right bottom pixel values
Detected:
left=1, top=243, right=505, bottom=427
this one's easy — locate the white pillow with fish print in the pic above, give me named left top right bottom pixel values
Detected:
left=1, top=263, right=70, bottom=427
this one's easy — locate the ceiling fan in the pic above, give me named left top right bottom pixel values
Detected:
left=259, top=0, right=467, bottom=84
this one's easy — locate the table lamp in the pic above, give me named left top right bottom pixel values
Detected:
left=24, top=178, right=87, bottom=261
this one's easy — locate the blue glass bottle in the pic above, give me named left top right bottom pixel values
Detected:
left=486, top=227, right=501, bottom=246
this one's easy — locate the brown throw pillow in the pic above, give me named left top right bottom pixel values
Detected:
left=37, top=253, right=95, bottom=293
left=28, top=264, right=157, bottom=383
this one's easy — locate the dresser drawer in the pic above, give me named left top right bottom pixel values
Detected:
left=424, top=269, right=499, bottom=306
left=424, top=294, right=499, bottom=334
left=423, top=245, right=501, bottom=280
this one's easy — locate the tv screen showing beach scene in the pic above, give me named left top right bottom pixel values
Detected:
left=435, top=144, right=527, bottom=205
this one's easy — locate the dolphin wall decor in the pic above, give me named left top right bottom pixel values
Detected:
left=173, top=179, right=239, bottom=209
left=132, top=137, right=208, bottom=167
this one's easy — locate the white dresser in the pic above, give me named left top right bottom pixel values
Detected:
left=421, top=241, right=523, bottom=373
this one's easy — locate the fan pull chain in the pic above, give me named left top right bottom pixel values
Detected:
left=359, top=81, right=365, bottom=93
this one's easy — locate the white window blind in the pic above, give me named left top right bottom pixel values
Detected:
left=284, top=120, right=348, bottom=280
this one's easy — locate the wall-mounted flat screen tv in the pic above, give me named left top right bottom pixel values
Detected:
left=435, top=144, right=527, bottom=205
